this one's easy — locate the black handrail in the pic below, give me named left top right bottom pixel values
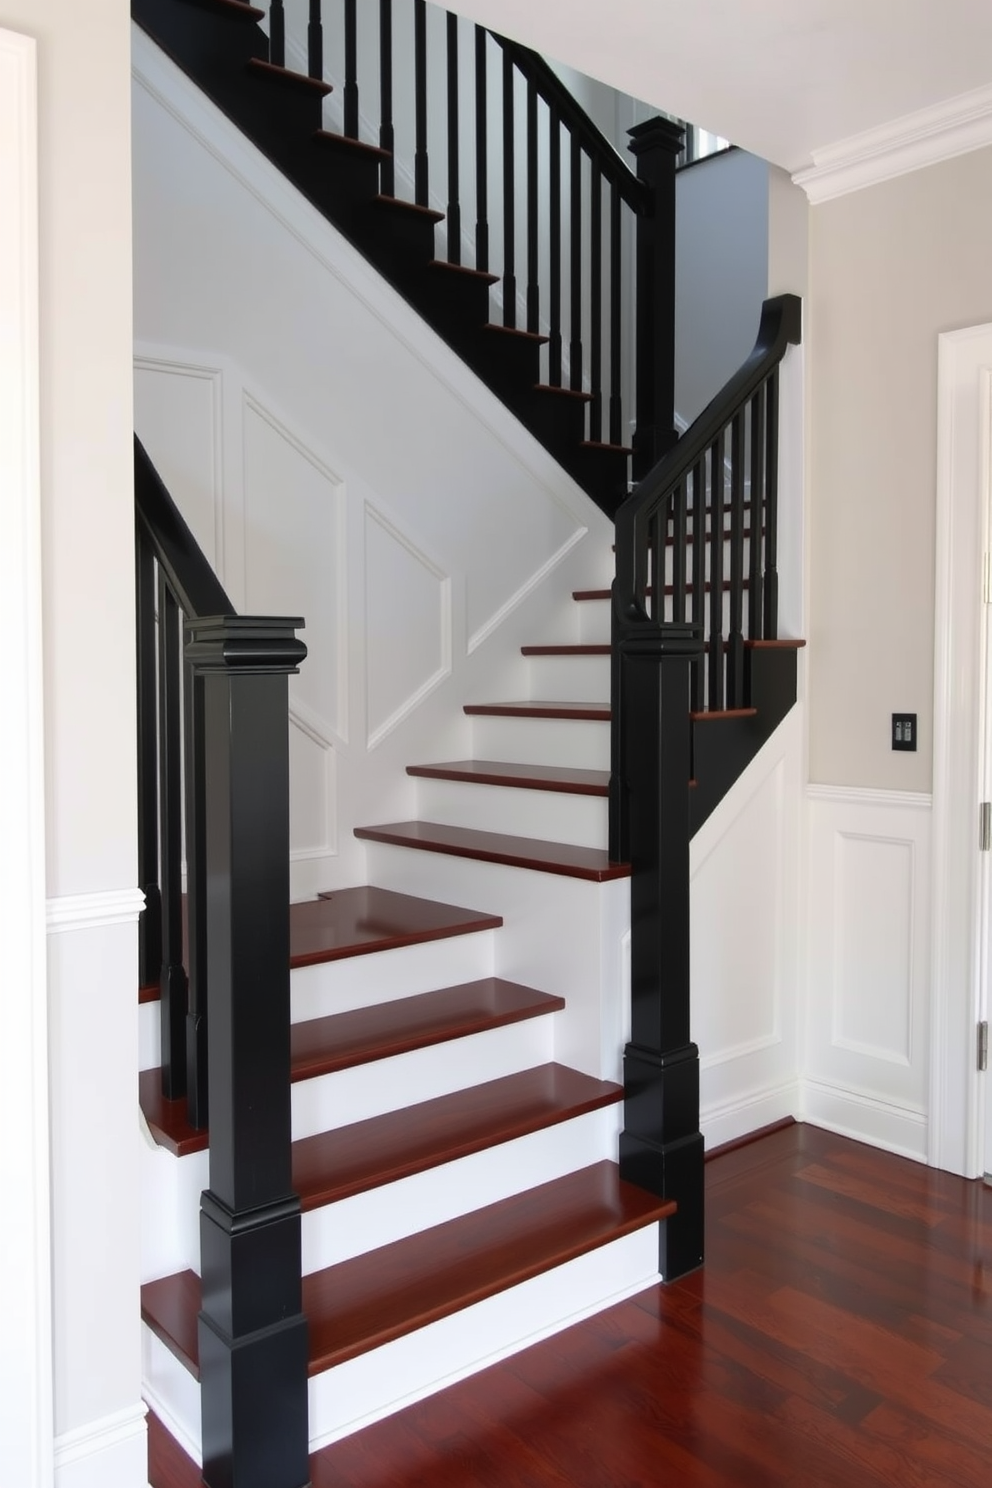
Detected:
left=134, top=436, right=309, bottom=1486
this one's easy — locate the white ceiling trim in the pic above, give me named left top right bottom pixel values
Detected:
left=793, top=82, right=992, bottom=204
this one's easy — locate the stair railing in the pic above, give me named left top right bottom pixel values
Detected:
left=135, top=436, right=309, bottom=1487
left=254, top=0, right=683, bottom=473
left=608, top=294, right=802, bottom=1280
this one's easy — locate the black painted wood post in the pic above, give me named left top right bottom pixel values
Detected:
left=628, top=116, right=683, bottom=482
left=135, top=530, right=161, bottom=990
left=186, top=614, right=310, bottom=1488
left=610, top=610, right=705, bottom=1281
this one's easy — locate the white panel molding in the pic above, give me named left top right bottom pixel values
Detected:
left=53, top=1402, right=148, bottom=1488
left=801, top=1077, right=927, bottom=1163
left=131, top=25, right=597, bottom=543
left=932, top=322, right=992, bottom=1177
left=700, top=1030, right=782, bottom=1072
left=133, top=350, right=225, bottom=579
left=807, top=783, right=933, bottom=811
left=793, top=83, right=992, bottom=204
left=468, top=524, right=587, bottom=654
left=289, top=707, right=337, bottom=863
left=364, top=502, right=452, bottom=748
left=0, top=27, right=54, bottom=1488
left=46, top=889, right=147, bottom=934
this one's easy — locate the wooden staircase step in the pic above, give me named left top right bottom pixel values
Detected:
left=312, top=129, right=391, bottom=162
left=464, top=699, right=610, bottom=721
left=690, top=707, right=758, bottom=722
left=293, top=1063, right=622, bottom=1210
left=290, top=977, right=564, bottom=1083
left=483, top=323, right=549, bottom=346
left=290, top=885, right=501, bottom=969
left=354, top=820, right=628, bottom=881
left=373, top=194, right=444, bottom=224
left=534, top=384, right=593, bottom=403
left=141, top=1162, right=675, bottom=1379
left=184, top=0, right=265, bottom=19
left=407, top=759, right=609, bottom=795
left=245, top=57, right=333, bottom=96
left=521, top=643, right=610, bottom=657
left=428, top=259, right=499, bottom=286
left=573, top=579, right=746, bottom=602
left=139, top=1068, right=208, bottom=1158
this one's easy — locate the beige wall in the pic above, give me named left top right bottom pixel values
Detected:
left=808, top=146, right=992, bottom=791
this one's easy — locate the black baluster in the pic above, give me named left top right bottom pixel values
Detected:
left=474, top=26, right=488, bottom=272
left=628, top=117, right=682, bottom=478
left=307, top=0, right=323, bottom=81
left=526, top=75, right=539, bottom=332
left=763, top=369, right=780, bottom=639
left=609, top=182, right=622, bottom=446
left=707, top=431, right=725, bottom=712
left=548, top=102, right=562, bottom=383
left=726, top=411, right=745, bottom=707
left=748, top=388, right=764, bottom=640
left=446, top=11, right=461, bottom=264
left=649, top=508, right=663, bottom=623
left=157, top=576, right=188, bottom=1100
left=502, top=50, right=516, bottom=327
left=379, top=0, right=394, bottom=195
left=269, top=0, right=285, bottom=68
left=136, top=533, right=161, bottom=991
left=589, top=169, right=602, bottom=439
left=343, top=0, right=358, bottom=139
left=691, top=458, right=705, bottom=711
left=414, top=0, right=428, bottom=205
left=672, top=480, right=688, bottom=625
left=569, top=133, right=582, bottom=390
left=184, top=657, right=208, bottom=1129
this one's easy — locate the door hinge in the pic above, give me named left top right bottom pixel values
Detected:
left=981, top=803, right=992, bottom=851
left=980, top=1021, right=989, bottom=1073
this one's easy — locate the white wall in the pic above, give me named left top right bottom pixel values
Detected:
left=0, top=3, right=145, bottom=1486
left=132, top=28, right=614, bottom=902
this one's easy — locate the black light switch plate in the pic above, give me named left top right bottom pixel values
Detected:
left=892, top=713, right=917, bottom=751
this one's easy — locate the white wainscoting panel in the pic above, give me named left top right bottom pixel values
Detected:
left=134, top=357, right=223, bottom=575
left=691, top=706, right=803, bottom=1149
left=804, top=786, right=932, bottom=1160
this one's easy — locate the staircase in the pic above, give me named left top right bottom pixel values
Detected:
left=131, top=3, right=803, bottom=1484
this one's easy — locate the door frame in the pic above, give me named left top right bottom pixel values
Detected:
left=931, top=322, right=992, bottom=1178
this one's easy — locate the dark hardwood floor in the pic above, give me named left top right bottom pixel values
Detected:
left=148, top=1122, right=992, bottom=1487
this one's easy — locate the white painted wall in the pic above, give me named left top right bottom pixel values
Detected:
left=0, top=2, right=146, bottom=1485
left=132, top=28, right=615, bottom=902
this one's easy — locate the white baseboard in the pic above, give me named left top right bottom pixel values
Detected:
left=801, top=1078, right=928, bottom=1163
left=701, top=1079, right=800, bottom=1151
left=54, top=1404, right=148, bottom=1488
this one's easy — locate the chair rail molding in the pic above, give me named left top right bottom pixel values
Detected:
left=0, top=25, right=54, bottom=1487
left=932, top=322, right=992, bottom=1177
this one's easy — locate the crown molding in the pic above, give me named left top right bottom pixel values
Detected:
left=793, top=82, right=992, bottom=203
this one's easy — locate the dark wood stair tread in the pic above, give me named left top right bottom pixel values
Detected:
left=141, top=977, right=562, bottom=1157
left=581, top=440, right=633, bottom=455
left=293, top=1064, right=622, bottom=1209
left=690, top=707, right=758, bottom=722
left=573, top=580, right=747, bottom=602
left=407, top=759, right=609, bottom=795
left=521, top=643, right=610, bottom=657
left=374, top=195, right=444, bottom=223
left=429, top=260, right=499, bottom=285
left=245, top=58, right=333, bottom=96
left=534, top=384, right=593, bottom=403
left=354, top=820, right=628, bottom=881
left=141, top=1162, right=674, bottom=1379
left=484, top=324, right=549, bottom=345
left=464, top=699, right=610, bottom=721
left=312, top=130, right=390, bottom=161
left=747, top=637, right=807, bottom=649
left=186, top=0, right=265, bottom=19
left=290, top=885, right=501, bottom=968
left=291, top=977, right=564, bottom=1083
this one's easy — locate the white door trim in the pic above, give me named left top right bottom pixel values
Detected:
left=930, top=322, right=992, bottom=1177
left=0, top=26, right=54, bottom=1485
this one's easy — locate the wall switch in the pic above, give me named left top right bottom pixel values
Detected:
left=892, top=713, right=917, bottom=751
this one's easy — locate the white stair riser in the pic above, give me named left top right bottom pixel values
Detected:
left=362, top=842, right=631, bottom=1084
left=412, top=776, right=607, bottom=849
left=139, top=927, right=500, bottom=1073
left=523, top=653, right=610, bottom=703
left=575, top=597, right=610, bottom=645
left=292, top=1014, right=556, bottom=1140
left=468, top=714, right=609, bottom=770
left=143, top=1223, right=661, bottom=1464
left=290, top=926, right=498, bottom=1025
left=141, top=1142, right=208, bottom=1285
left=301, top=1104, right=621, bottom=1273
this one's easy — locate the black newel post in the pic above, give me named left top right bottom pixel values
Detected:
left=628, top=116, right=683, bottom=482
left=610, top=610, right=705, bottom=1281
left=186, top=614, right=310, bottom=1488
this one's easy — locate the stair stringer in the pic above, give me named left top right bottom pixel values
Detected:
left=131, top=23, right=615, bottom=900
